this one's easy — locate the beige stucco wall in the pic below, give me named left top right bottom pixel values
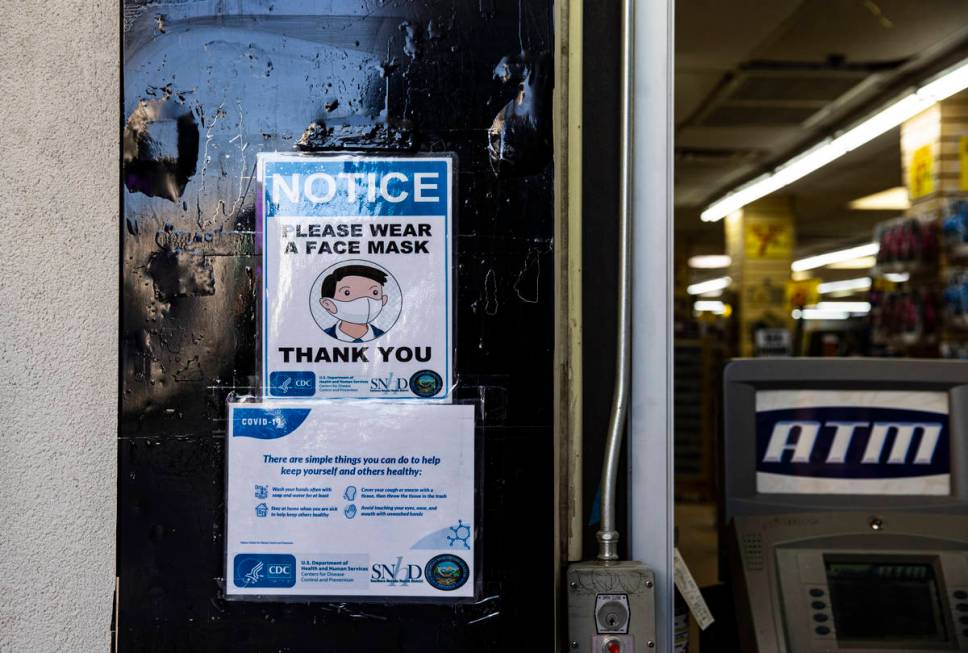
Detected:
left=0, top=1, right=118, bottom=650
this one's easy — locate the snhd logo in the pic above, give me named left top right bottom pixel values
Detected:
left=269, top=371, right=316, bottom=397
left=370, top=374, right=410, bottom=394
left=233, top=554, right=296, bottom=588
left=371, top=556, right=424, bottom=586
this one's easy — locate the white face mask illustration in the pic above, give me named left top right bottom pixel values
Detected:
left=328, top=296, right=384, bottom=325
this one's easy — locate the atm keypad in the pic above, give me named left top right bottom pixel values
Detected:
left=954, top=588, right=968, bottom=644
left=807, top=587, right=834, bottom=640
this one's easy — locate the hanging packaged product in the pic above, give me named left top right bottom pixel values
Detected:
left=225, top=400, right=476, bottom=600
left=258, top=153, right=455, bottom=400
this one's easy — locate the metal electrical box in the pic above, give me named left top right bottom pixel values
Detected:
left=567, top=561, right=657, bottom=652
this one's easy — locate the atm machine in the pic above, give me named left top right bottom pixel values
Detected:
left=724, top=359, right=968, bottom=652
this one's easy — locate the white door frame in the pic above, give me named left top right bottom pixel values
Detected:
left=629, top=0, right=675, bottom=648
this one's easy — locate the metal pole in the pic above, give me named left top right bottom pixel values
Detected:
left=596, top=0, right=634, bottom=562
left=629, top=0, right=675, bottom=645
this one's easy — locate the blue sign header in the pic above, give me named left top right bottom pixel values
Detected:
left=232, top=407, right=311, bottom=439
left=262, top=158, right=449, bottom=218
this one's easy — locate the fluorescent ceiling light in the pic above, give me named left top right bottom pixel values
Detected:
left=687, top=276, right=731, bottom=295
left=688, top=254, right=731, bottom=269
left=792, top=308, right=850, bottom=320
left=884, top=272, right=910, bottom=283
left=694, top=300, right=726, bottom=314
left=791, top=243, right=879, bottom=272
left=918, top=60, right=968, bottom=101
left=701, top=56, right=968, bottom=223
left=819, top=277, right=872, bottom=294
left=827, top=255, right=878, bottom=270
left=816, top=301, right=871, bottom=314
left=848, top=186, right=910, bottom=211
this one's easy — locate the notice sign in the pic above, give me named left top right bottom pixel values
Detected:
left=225, top=402, right=475, bottom=599
left=755, top=390, right=950, bottom=495
left=258, top=153, right=453, bottom=400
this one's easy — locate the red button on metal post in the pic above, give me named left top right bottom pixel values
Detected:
left=604, top=639, right=621, bottom=653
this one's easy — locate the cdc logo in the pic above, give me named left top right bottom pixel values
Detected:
left=269, top=371, right=316, bottom=397
left=233, top=554, right=296, bottom=589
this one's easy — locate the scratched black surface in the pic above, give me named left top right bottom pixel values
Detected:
left=119, top=1, right=554, bottom=650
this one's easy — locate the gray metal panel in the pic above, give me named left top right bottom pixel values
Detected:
left=724, top=358, right=968, bottom=525
left=566, top=561, right=657, bottom=651
left=731, top=512, right=968, bottom=653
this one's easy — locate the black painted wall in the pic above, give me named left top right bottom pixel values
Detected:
left=119, top=1, right=555, bottom=649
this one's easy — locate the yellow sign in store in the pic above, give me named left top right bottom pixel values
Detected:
left=908, top=144, right=934, bottom=199
left=786, top=278, right=820, bottom=310
left=744, top=218, right=793, bottom=259
left=960, top=136, right=968, bottom=192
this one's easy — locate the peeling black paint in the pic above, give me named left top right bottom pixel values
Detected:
left=487, top=50, right=553, bottom=176
left=123, top=98, right=199, bottom=201
left=146, top=250, right=216, bottom=299
left=120, top=0, right=555, bottom=649
left=296, top=116, right=417, bottom=151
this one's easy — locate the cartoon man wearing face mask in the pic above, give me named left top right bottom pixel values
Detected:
left=319, top=264, right=390, bottom=343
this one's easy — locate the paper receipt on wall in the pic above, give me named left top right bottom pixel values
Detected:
left=674, top=547, right=715, bottom=630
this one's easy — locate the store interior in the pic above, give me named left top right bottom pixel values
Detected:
left=673, top=2, right=968, bottom=648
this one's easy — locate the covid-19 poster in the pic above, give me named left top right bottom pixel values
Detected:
left=225, top=402, right=476, bottom=599
left=258, top=153, right=454, bottom=401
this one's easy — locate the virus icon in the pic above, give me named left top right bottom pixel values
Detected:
left=447, top=519, right=472, bottom=549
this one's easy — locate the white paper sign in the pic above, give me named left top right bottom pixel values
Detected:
left=259, top=153, right=453, bottom=400
left=225, top=402, right=475, bottom=599
left=673, top=547, right=715, bottom=630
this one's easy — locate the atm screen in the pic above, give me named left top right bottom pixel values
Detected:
left=824, top=556, right=952, bottom=647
